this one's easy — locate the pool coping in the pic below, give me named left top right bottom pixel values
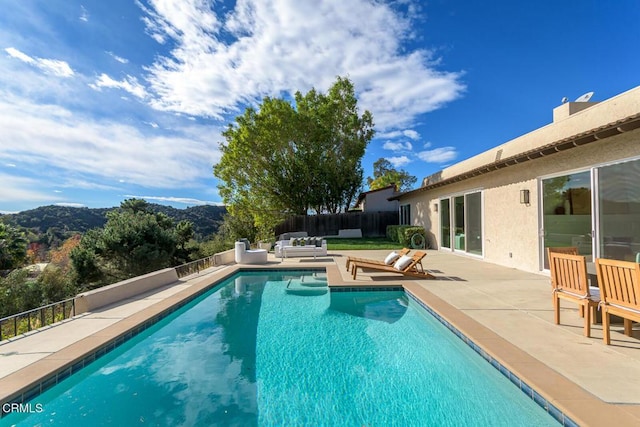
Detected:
left=1, top=262, right=638, bottom=425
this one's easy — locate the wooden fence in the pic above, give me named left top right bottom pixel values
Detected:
left=275, top=211, right=399, bottom=238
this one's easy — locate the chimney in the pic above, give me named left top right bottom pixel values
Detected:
left=553, top=101, right=599, bottom=122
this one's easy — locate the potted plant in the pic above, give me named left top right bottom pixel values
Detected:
left=256, top=226, right=275, bottom=251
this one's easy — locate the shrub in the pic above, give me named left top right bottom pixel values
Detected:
left=398, top=226, right=426, bottom=248
left=386, top=225, right=400, bottom=242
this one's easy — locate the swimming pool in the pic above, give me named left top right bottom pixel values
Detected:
left=0, top=270, right=559, bottom=426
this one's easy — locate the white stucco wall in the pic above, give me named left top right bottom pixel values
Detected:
left=403, top=110, right=640, bottom=273
left=361, top=187, right=398, bottom=212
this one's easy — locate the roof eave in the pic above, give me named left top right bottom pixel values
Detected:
left=390, top=113, right=640, bottom=201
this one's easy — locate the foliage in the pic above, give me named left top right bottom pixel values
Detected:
left=0, top=201, right=228, bottom=319
left=191, top=235, right=233, bottom=260
left=386, top=225, right=426, bottom=247
left=49, top=235, right=82, bottom=271
left=0, top=222, right=27, bottom=270
left=1, top=203, right=226, bottom=242
left=214, top=76, right=374, bottom=234
left=0, top=269, right=38, bottom=318
left=70, top=199, right=192, bottom=285
left=37, top=266, right=78, bottom=304
left=367, top=158, right=417, bottom=192
left=386, top=225, right=401, bottom=242
left=397, top=226, right=426, bottom=248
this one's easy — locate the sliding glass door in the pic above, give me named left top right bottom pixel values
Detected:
left=541, top=171, right=592, bottom=269
left=440, top=199, right=451, bottom=249
left=440, top=191, right=483, bottom=255
left=597, top=158, right=640, bottom=262
left=466, top=192, right=483, bottom=255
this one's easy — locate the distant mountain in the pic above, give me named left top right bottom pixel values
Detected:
left=0, top=204, right=227, bottom=239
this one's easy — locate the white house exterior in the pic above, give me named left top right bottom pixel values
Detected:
left=353, top=184, right=399, bottom=213
left=392, top=86, right=640, bottom=273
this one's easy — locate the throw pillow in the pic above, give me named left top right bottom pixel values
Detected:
left=291, top=238, right=298, bottom=246
left=316, top=238, right=323, bottom=247
left=393, top=255, right=413, bottom=271
left=384, top=251, right=400, bottom=265
left=239, top=238, right=250, bottom=250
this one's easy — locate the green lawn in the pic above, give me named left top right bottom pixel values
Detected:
left=324, top=237, right=400, bottom=250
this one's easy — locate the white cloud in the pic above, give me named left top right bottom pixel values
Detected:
left=89, top=73, right=147, bottom=99
left=106, top=51, right=129, bottom=64
left=138, top=0, right=464, bottom=127
left=0, top=173, right=65, bottom=205
left=387, top=156, right=411, bottom=168
left=417, top=147, right=457, bottom=163
left=79, top=5, right=89, bottom=22
left=4, top=47, right=74, bottom=77
left=0, top=92, right=222, bottom=190
left=403, top=130, right=420, bottom=140
left=383, top=141, right=413, bottom=151
left=124, top=195, right=224, bottom=206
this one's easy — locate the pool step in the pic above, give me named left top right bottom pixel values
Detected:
left=285, top=279, right=328, bottom=296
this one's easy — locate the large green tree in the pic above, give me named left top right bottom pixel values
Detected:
left=70, top=199, right=191, bottom=285
left=366, top=158, right=417, bottom=192
left=0, top=222, right=27, bottom=270
left=214, top=76, right=374, bottom=234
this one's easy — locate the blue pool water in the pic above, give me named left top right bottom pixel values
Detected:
left=1, top=270, right=559, bottom=426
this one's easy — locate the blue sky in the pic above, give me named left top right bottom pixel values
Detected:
left=1, top=0, right=639, bottom=213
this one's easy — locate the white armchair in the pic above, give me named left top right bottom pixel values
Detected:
left=235, top=241, right=268, bottom=264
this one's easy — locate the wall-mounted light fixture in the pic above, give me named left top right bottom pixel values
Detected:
left=520, top=189, right=530, bottom=204
left=434, top=203, right=438, bottom=213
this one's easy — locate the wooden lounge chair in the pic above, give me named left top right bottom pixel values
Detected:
left=595, top=258, right=640, bottom=345
left=548, top=251, right=599, bottom=337
left=546, top=247, right=579, bottom=307
left=345, top=248, right=410, bottom=271
left=351, top=251, right=435, bottom=280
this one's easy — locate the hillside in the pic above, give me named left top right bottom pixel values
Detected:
left=0, top=204, right=227, bottom=239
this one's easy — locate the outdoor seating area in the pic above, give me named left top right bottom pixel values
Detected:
left=547, top=247, right=640, bottom=346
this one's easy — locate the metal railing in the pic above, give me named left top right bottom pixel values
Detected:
left=0, top=298, right=76, bottom=342
left=174, top=255, right=217, bottom=278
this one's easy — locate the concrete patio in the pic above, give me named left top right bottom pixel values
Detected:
left=1, top=249, right=639, bottom=426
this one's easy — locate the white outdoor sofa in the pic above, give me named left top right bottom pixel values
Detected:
left=275, top=237, right=327, bottom=259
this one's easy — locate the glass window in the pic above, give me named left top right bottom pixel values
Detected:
left=541, top=171, right=592, bottom=268
left=400, top=204, right=411, bottom=225
left=598, top=159, right=640, bottom=261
